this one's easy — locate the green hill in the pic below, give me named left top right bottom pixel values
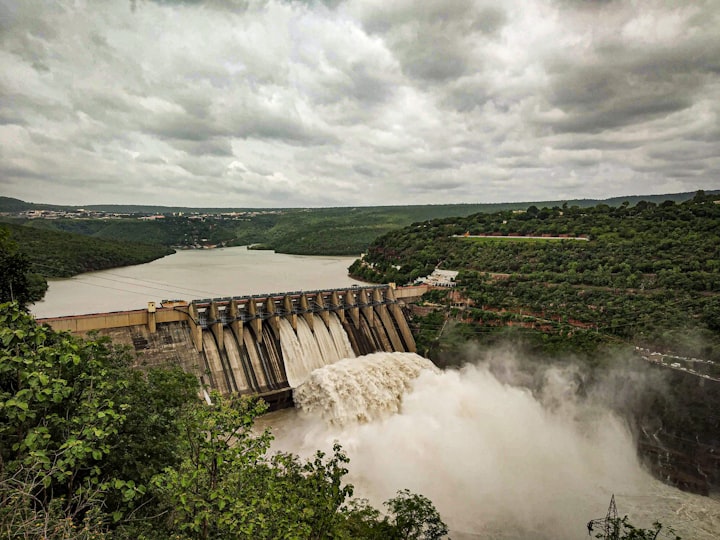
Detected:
left=352, top=191, right=720, bottom=362
left=5, top=190, right=718, bottom=256
left=2, top=222, right=174, bottom=278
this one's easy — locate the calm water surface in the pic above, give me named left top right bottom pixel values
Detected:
left=32, top=246, right=362, bottom=318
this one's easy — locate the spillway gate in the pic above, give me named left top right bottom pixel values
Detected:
left=181, top=286, right=416, bottom=404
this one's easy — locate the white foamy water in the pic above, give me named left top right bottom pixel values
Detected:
left=327, top=312, right=355, bottom=361
left=280, top=313, right=356, bottom=388
left=280, top=317, right=331, bottom=387
left=260, top=353, right=720, bottom=540
left=311, top=314, right=343, bottom=364
left=293, top=352, right=437, bottom=426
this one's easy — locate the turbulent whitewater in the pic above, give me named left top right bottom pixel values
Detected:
left=293, top=352, right=437, bottom=425
left=262, top=352, right=720, bottom=540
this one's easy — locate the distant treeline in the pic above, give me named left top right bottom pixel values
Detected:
left=3, top=204, right=537, bottom=256
left=2, top=190, right=717, bottom=214
left=2, top=190, right=717, bottom=257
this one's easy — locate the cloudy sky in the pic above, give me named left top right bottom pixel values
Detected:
left=1, top=0, right=719, bottom=208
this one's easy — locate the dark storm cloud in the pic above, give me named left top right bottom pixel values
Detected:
left=416, top=159, right=454, bottom=171
left=353, top=164, right=376, bottom=177
left=0, top=0, right=718, bottom=207
left=408, top=178, right=466, bottom=193
left=357, top=1, right=503, bottom=83
left=541, top=38, right=720, bottom=134
left=542, top=93, right=692, bottom=134
left=171, top=138, right=234, bottom=156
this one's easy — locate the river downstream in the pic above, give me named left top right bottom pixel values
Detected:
left=31, top=246, right=362, bottom=318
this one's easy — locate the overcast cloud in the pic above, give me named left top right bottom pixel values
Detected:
left=1, top=0, right=719, bottom=207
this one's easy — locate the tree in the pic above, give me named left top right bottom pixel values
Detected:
left=0, top=302, right=198, bottom=535
left=595, top=516, right=680, bottom=540
left=384, top=489, right=449, bottom=540
left=0, top=302, right=139, bottom=536
left=0, top=227, right=46, bottom=307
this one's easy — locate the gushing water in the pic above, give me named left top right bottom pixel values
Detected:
left=293, top=352, right=436, bottom=425
left=328, top=312, right=355, bottom=360
left=264, top=352, right=720, bottom=540
left=280, top=316, right=359, bottom=388
left=279, top=318, right=331, bottom=387
left=311, top=314, right=343, bottom=364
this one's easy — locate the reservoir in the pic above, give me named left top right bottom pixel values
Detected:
left=31, top=246, right=362, bottom=318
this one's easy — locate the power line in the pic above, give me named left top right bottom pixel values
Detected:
left=48, top=278, right=167, bottom=297
left=96, top=269, right=227, bottom=297
left=82, top=274, right=223, bottom=298
left=30, top=261, right=225, bottom=298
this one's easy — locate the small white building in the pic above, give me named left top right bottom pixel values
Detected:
left=419, top=269, right=459, bottom=287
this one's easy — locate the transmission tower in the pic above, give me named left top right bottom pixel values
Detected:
left=586, top=494, right=619, bottom=539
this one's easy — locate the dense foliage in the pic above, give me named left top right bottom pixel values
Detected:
left=0, top=303, right=448, bottom=539
left=0, top=228, right=47, bottom=306
left=354, top=192, right=720, bottom=361
left=2, top=222, right=174, bottom=279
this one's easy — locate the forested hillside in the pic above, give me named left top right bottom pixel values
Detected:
left=4, top=190, right=716, bottom=256
left=3, top=203, right=534, bottom=256
left=351, top=191, right=720, bottom=362
left=2, top=223, right=174, bottom=278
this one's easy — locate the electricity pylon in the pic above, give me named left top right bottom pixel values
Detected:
left=587, top=494, right=619, bottom=539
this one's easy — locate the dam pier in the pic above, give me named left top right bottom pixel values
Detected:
left=38, top=285, right=419, bottom=407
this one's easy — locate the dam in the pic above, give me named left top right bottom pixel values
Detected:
left=38, top=285, right=419, bottom=407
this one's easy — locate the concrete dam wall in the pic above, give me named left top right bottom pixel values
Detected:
left=39, top=285, right=416, bottom=406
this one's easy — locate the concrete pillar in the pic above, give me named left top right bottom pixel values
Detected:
left=147, top=301, right=157, bottom=334
left=330, top=291, right=344, bottom=322
left=246, top=298, right=263, bottom=343
left=385, top=286, right=416, bottom=352
left=209, top=302, right=224, bottom=351
left=265, top=297, right=279, bottom=340
left=359, top=288, right=375, bottom=327
left=373, top=290, right=404, bottom=351
left=283, top=295, right=297, bottom=330
left=299, top=293, right=314, bottom=330
left=345, top=289, right=360, bottom=329
left=229, top=299, right=244, bottom=341
left=188, top=303, right=203, bottom=352
left=316, top=292, right=330, bottom=327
